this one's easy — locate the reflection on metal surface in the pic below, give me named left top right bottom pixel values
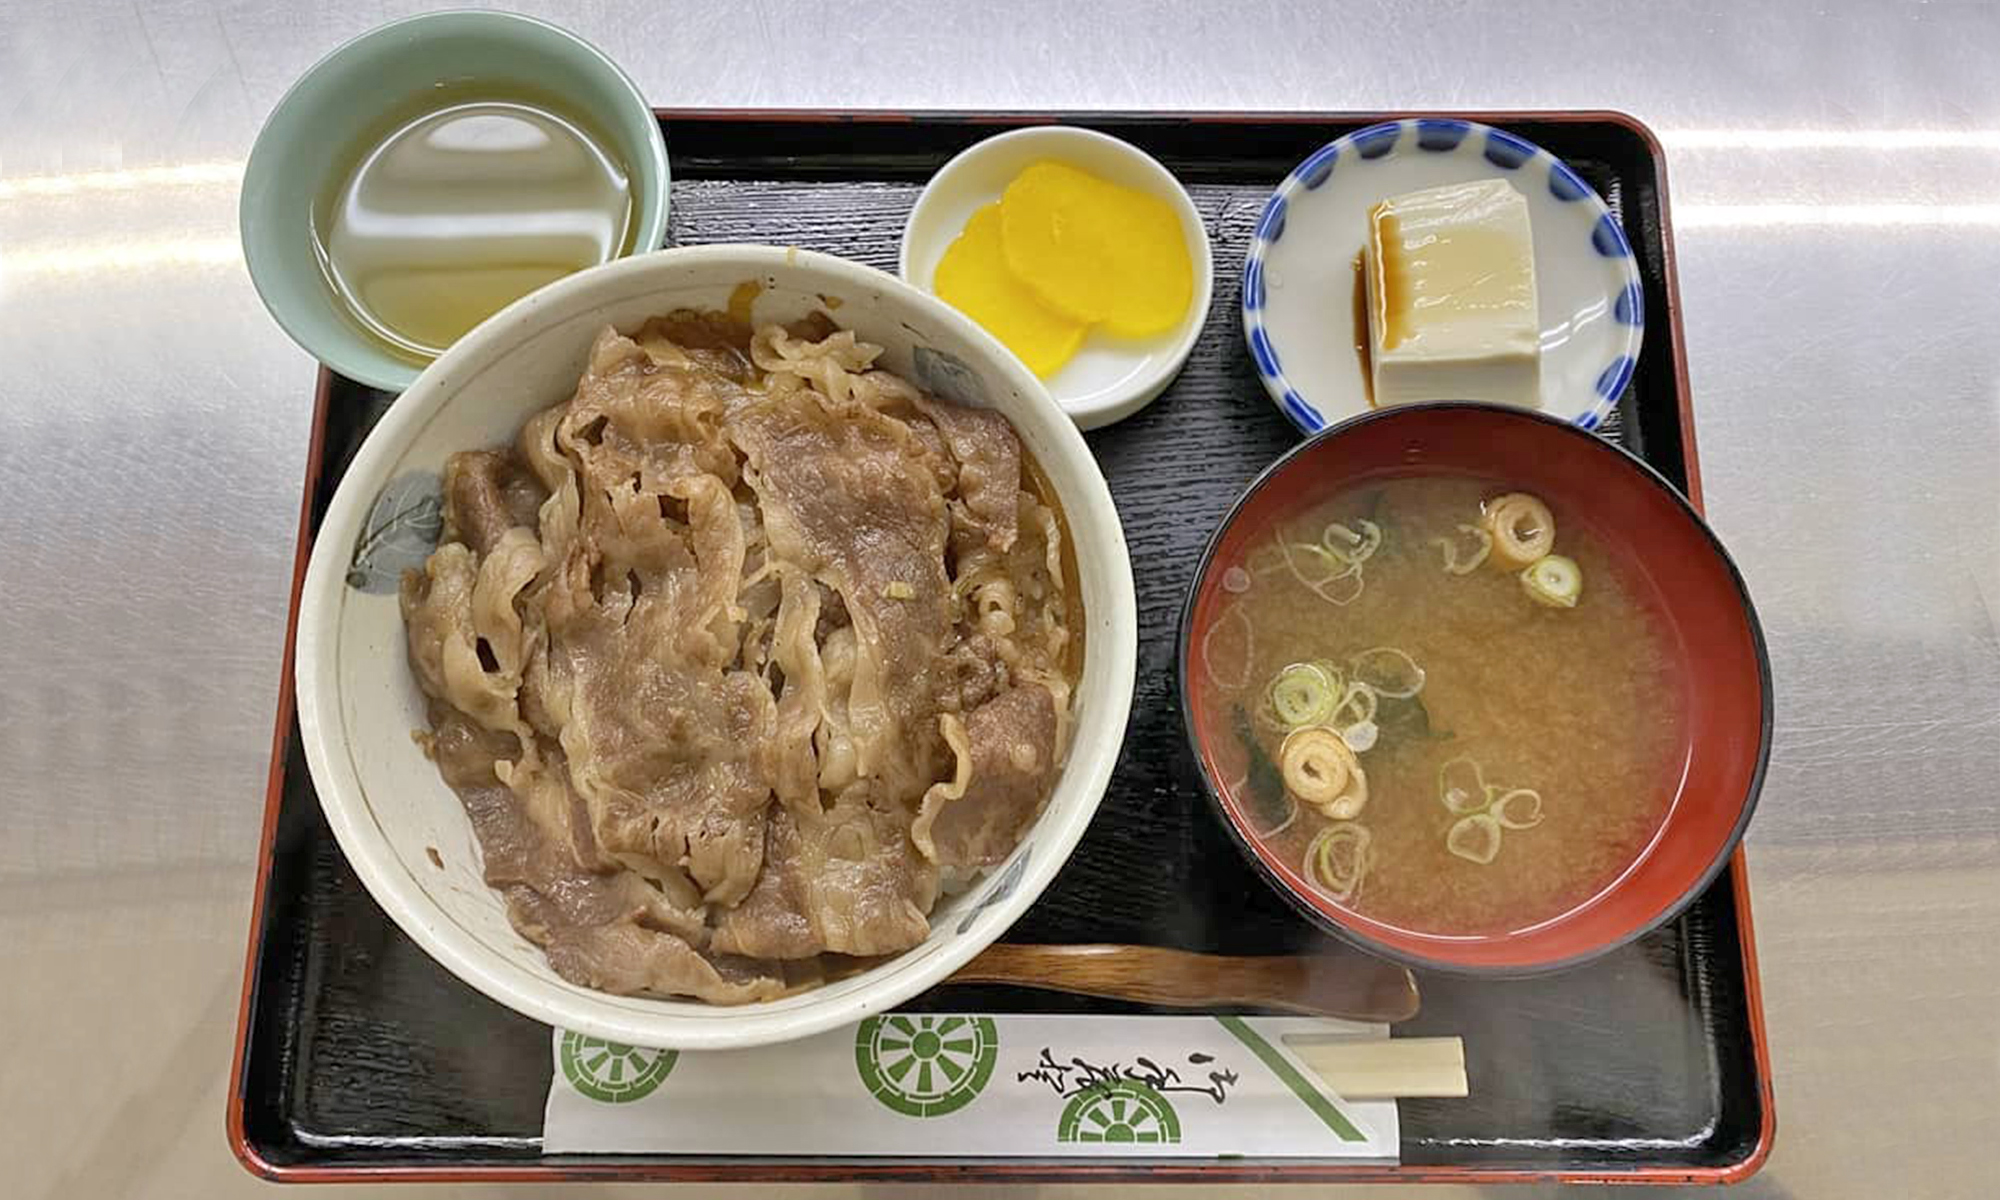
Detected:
left=0, top=161, right=251, bottom=292
left=0, top=160, right=244, bottom=200
left=0, top=238, right=242, bottom=281
left=1678, top=203, right=2000, bottom=228
left=1664, top=128, right=2000, bottom=150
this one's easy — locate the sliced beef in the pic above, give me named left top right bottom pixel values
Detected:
left=711, top=786, right=939, bottom=959
left=533, top=916, right=786, bottom=1004
left=444, top=449, right=547, bottom=556
left=915, top=395, right=1021, bottom=553
left=913, top=683, right=1059, bottom=868
left=554, top=595, right=776, bottom=907
left=730, top=381, right=952, bottom=804
left=402, top=317, right=1073, bottom=1006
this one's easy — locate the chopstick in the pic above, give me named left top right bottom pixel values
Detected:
left=1282, top=1034, right=1468, bottom=1099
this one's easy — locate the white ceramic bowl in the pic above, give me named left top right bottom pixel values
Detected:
left=900, top=126, right=1213, bottom=430
left=295, top=245, right=1137, bottom=1050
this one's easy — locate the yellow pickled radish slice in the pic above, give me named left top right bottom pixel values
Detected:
left=999, top=161, right=1194, bottom=337
left=934, top=202, right=1087, bottom=377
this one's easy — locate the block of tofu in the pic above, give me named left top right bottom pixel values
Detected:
left=1364, top=179, right=1541, bottom=409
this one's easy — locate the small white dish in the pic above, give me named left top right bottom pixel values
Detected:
left=901, top=126, right=1213, bottom=430
left=1242, top=119, right=1645, bottom=434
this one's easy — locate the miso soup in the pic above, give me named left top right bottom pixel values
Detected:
left=1195, top=475, right=1687, bottom=937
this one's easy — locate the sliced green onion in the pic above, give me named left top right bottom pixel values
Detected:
left=1350, top=646, right=1426, bottom=699
left=1269, top=662, right=1339, bottom=727
left=1439, top=757, right=1488, bottom=814
left=1521, top=554, right=1583, bottom=608
left=1491, top=788, right=1545, bottom=830
left=1333, top=680, right=1378, bottom=728
left=1323, top=519, right=1383, bottom=565
left=1281, top=540, right=1367, bottom=606
left=1283, top=541, right=1349, bottom=584
left=1305, top=822, right=1373, bottom=902
left=1318, top=566, right=1365, bottom=606
left=1432, top=524, right=1493, bottom=575
left=1199, top=599, right=1255, bottom=691
left=1340, top=720, right=1379, bottom=753
left=1446, top=812, right=1504, bottom=864
left=1252, top=690, right=1285, bottom=731
left=1310, top=659, right=1347, bottom=699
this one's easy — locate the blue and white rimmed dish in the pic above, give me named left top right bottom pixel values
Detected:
left=1241, top=119, right=1644, bottom=434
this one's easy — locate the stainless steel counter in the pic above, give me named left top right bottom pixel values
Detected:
left=3, top=1, right=1995, bottom=1196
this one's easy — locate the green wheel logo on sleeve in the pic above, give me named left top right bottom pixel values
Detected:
left=1057, top=1081, right=1181, bottom=1144
left=855, top=1015, right=998, bottom=1117
left=560, top=1032, right=677, bottom=1104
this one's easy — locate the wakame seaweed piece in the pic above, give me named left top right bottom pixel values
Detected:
left=1377, top=691, right=1450, bottom=744
left=1232, top=704, right=1288, bottom=823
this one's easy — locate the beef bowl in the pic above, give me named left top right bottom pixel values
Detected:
left=295, top=245, right=1136, bottom=1050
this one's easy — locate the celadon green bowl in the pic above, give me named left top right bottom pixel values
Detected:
left=240, top=11, right=670, bottom=392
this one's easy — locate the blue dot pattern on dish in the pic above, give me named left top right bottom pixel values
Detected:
left=1483, top=129, right=1535, bottom=169
left=1352, top=121, right=1403, bottom=159
left=1548, top=159, right=1589, bottom=202
left=1283, top=389, right=1323, bottom=431
left=1256, top=193, right=1288, bottom=242
left=1249, top=325, right=1281, bottom=378
left=1243, top=258, right=1265, bottom=311
left=1296, top=143, right=1339, bottom=190
left=1573, top=410, right=1603, bottom=432
left=1592, top=213, right=1631, bottom=257
left=1595, top=354, right=1636, bottom=401
left=1416, top=119, right=1471, bottom=151
left=1614, top=281, right=1644, bottom=327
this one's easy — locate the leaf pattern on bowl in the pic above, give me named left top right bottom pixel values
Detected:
left=346, top=470, right=443, bottom=594
left=956, top=849, right=1031, bottom=935
left=912, top=346, right=990, bottom=410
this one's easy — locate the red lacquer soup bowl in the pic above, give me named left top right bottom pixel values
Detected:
left=1178, top=403, right=1771, bottom=975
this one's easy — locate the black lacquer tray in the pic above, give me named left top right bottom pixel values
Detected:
left=230, top=111, right=1771, bottom=1185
